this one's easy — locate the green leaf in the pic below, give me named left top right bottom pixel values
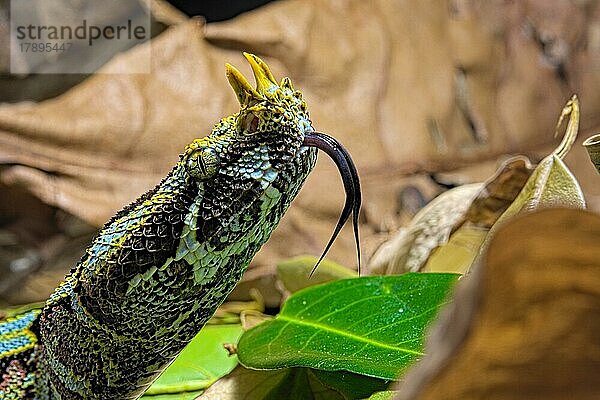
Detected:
left=362, top=391, right=397, bottom=400
left=238, top=273, right=459, bottom=380
left=142, top=391, right=203, bottom=400
left=260, top=368, right=332, bottom=400
left=142, top=324, right=243, bottom=397
left=311, top=369, right=390, bottom=400
left=199, top=366, right=344, bottom=400
left=277, top=256, right=356, bottom=293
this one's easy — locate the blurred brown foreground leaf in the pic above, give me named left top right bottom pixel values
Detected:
left=396, top=208, right=600, bottom=400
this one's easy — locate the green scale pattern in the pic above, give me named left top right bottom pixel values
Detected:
left=0, top=54, right=317, bottom=399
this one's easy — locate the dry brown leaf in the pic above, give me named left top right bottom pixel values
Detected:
left=464, top=156, right=534, bottom=228
left=1, top=0, right=600, bottom=278
left=368, top=183, right=482, bottom=275
left=421, top=225, right=487, bottom=274
left=420, top=156, right=535, bottom=274
left=377, top=97, right=583, bottom=276
left=239, top=310, right=272, bottom=331
left=490, top=97, right=585, bottom=228
left=368, top=157, right=534, bottom=275
left=397, top=208, right=600, bottom=400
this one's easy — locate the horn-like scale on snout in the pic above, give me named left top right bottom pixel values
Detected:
left=226, top=52, right=290, bottom=104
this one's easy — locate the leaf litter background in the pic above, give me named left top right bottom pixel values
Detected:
left=1, top=0, right=600, bottom=399
left=2, top=0, right=600, bottom=304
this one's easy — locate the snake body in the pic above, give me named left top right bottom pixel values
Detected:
left=0, top=53, right=360, bottom=399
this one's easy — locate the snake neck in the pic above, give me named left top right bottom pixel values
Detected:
left=36, top=144, right=316, bottom=399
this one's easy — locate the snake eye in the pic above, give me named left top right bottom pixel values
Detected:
left=244, top=113, right=259, bottom=134
left=186, top=147, right=220, bottom=180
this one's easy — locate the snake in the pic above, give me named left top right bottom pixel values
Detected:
left=0, top=53, right=361, bottom=399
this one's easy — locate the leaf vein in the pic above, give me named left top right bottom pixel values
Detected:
left=364, top=302, right=450, bottom=339
left=276, top=315, right=425, bottom=356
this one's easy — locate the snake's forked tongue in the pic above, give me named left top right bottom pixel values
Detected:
left=303, top=132, right=361, bottom=276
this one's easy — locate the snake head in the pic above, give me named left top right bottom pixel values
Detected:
left=226, top=53, right=312, bottom=137
left=182, top=53, right=314, bottom=186
left=176, top=54, right=317, bottom=271
left=179, top=53, right=360, bottom=275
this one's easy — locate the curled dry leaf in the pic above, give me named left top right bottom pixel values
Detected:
left=371, top=96, right=584, bottom=275
left=369, top=156, right=534, bottom=275
left=490, top=96, right=584, bottom=226
left=421, top=156, right=534, bottom=274
left=463, top=156, right=534, bottom=228
left=368, top=184, right=482, bottom=275
left=396, top=208, right=600, bottom=400
left=425, top=96, right=584, bottom=274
